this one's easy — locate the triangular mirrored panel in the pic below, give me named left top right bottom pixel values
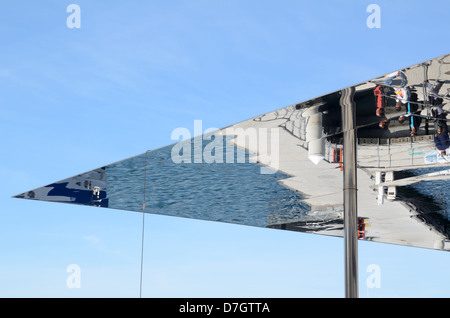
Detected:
left=14, top=54, right=450, bottom=251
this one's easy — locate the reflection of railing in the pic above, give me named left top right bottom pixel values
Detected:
left=273, top=106, right=294, bottom=119
left=254, top=104, right=308, bottom=142
left=357, top=136, right=441, bottom=169
left=262, top=105, right=338, bottom=164
left=284, top=112, right=307, bottom=141
left=254, top=105, right=296, bottom=121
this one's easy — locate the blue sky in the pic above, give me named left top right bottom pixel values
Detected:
left=1, top=0, right=450, bottom=297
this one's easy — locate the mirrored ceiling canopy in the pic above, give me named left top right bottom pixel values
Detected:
left=14, top=54, right=450, bottom=251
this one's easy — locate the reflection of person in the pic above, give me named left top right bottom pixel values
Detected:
left=398, top=95, right=418, bottom=122
left=374, top=86, right=383, bottom=117
left=409, top=112, right=422, bottom=136
left=432, top=105, right=447, bottom=126
left=398, top=109, right=422, bottom=136
left=376, top=107, right=384, bottom=117
left=394, top=87, right=410, bottom=111
left=398, top=91, right=420, bottom=133
left=383, top=71, right=407, bottom=87
left=410, top=125, right=418, bottom=137
left=434, top=123, right=450, bottom=156
left=374, top=85, right=388, bottom=117
left=426, top=80, right=444, bottom=105
left=379, top=119, right=388, bottom=129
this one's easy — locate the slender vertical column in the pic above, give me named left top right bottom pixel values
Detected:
left=340, top=87, right=358, bottom=298
left=422, top=63, right=430, bottom=135
left=140, top=150, right=150, bottom=298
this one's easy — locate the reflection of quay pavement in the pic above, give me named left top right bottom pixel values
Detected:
left=219, top=117, right=344, bottom=239
left=221, top=118, right=449, bottom=250
left=218, top=59, right=450, bottom=250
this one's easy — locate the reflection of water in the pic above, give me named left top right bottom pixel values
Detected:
left=397, top=167, right=450, bottom=217
left=141, top=135, right=312, bottom=228
left=106, top=154, right=146, bottom=212
left=396, top=166, right=450, bottom=238
left=416, top=182, right=449, bottom=219
left=106, top=135, right=318, bottom=228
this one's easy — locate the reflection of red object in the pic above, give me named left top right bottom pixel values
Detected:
left=358, top=218, right=366, bottom=239
left=374, top=86, right=382, bottom=109
left=332, top=149, right=344, bottom=171
left=332, top=149, right=342, bottom=162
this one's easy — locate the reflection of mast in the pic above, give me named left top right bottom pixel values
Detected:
left=302, top=105, right=325, bottom=165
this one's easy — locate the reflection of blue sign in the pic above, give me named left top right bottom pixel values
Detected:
left=15, top=167, right=108, bottom=208
left=425, top=151, right=438, bottom=164
left=46, top=182, right=108, bottom=207
left=425, top=151, right=450, bottom=165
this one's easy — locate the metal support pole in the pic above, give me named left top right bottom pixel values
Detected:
left=340, top=87, right=359, bottom=298
left=423, top=63, right=430, bottom=135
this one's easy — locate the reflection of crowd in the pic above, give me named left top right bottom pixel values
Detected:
left=373, top=70, right=449, bottom=155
